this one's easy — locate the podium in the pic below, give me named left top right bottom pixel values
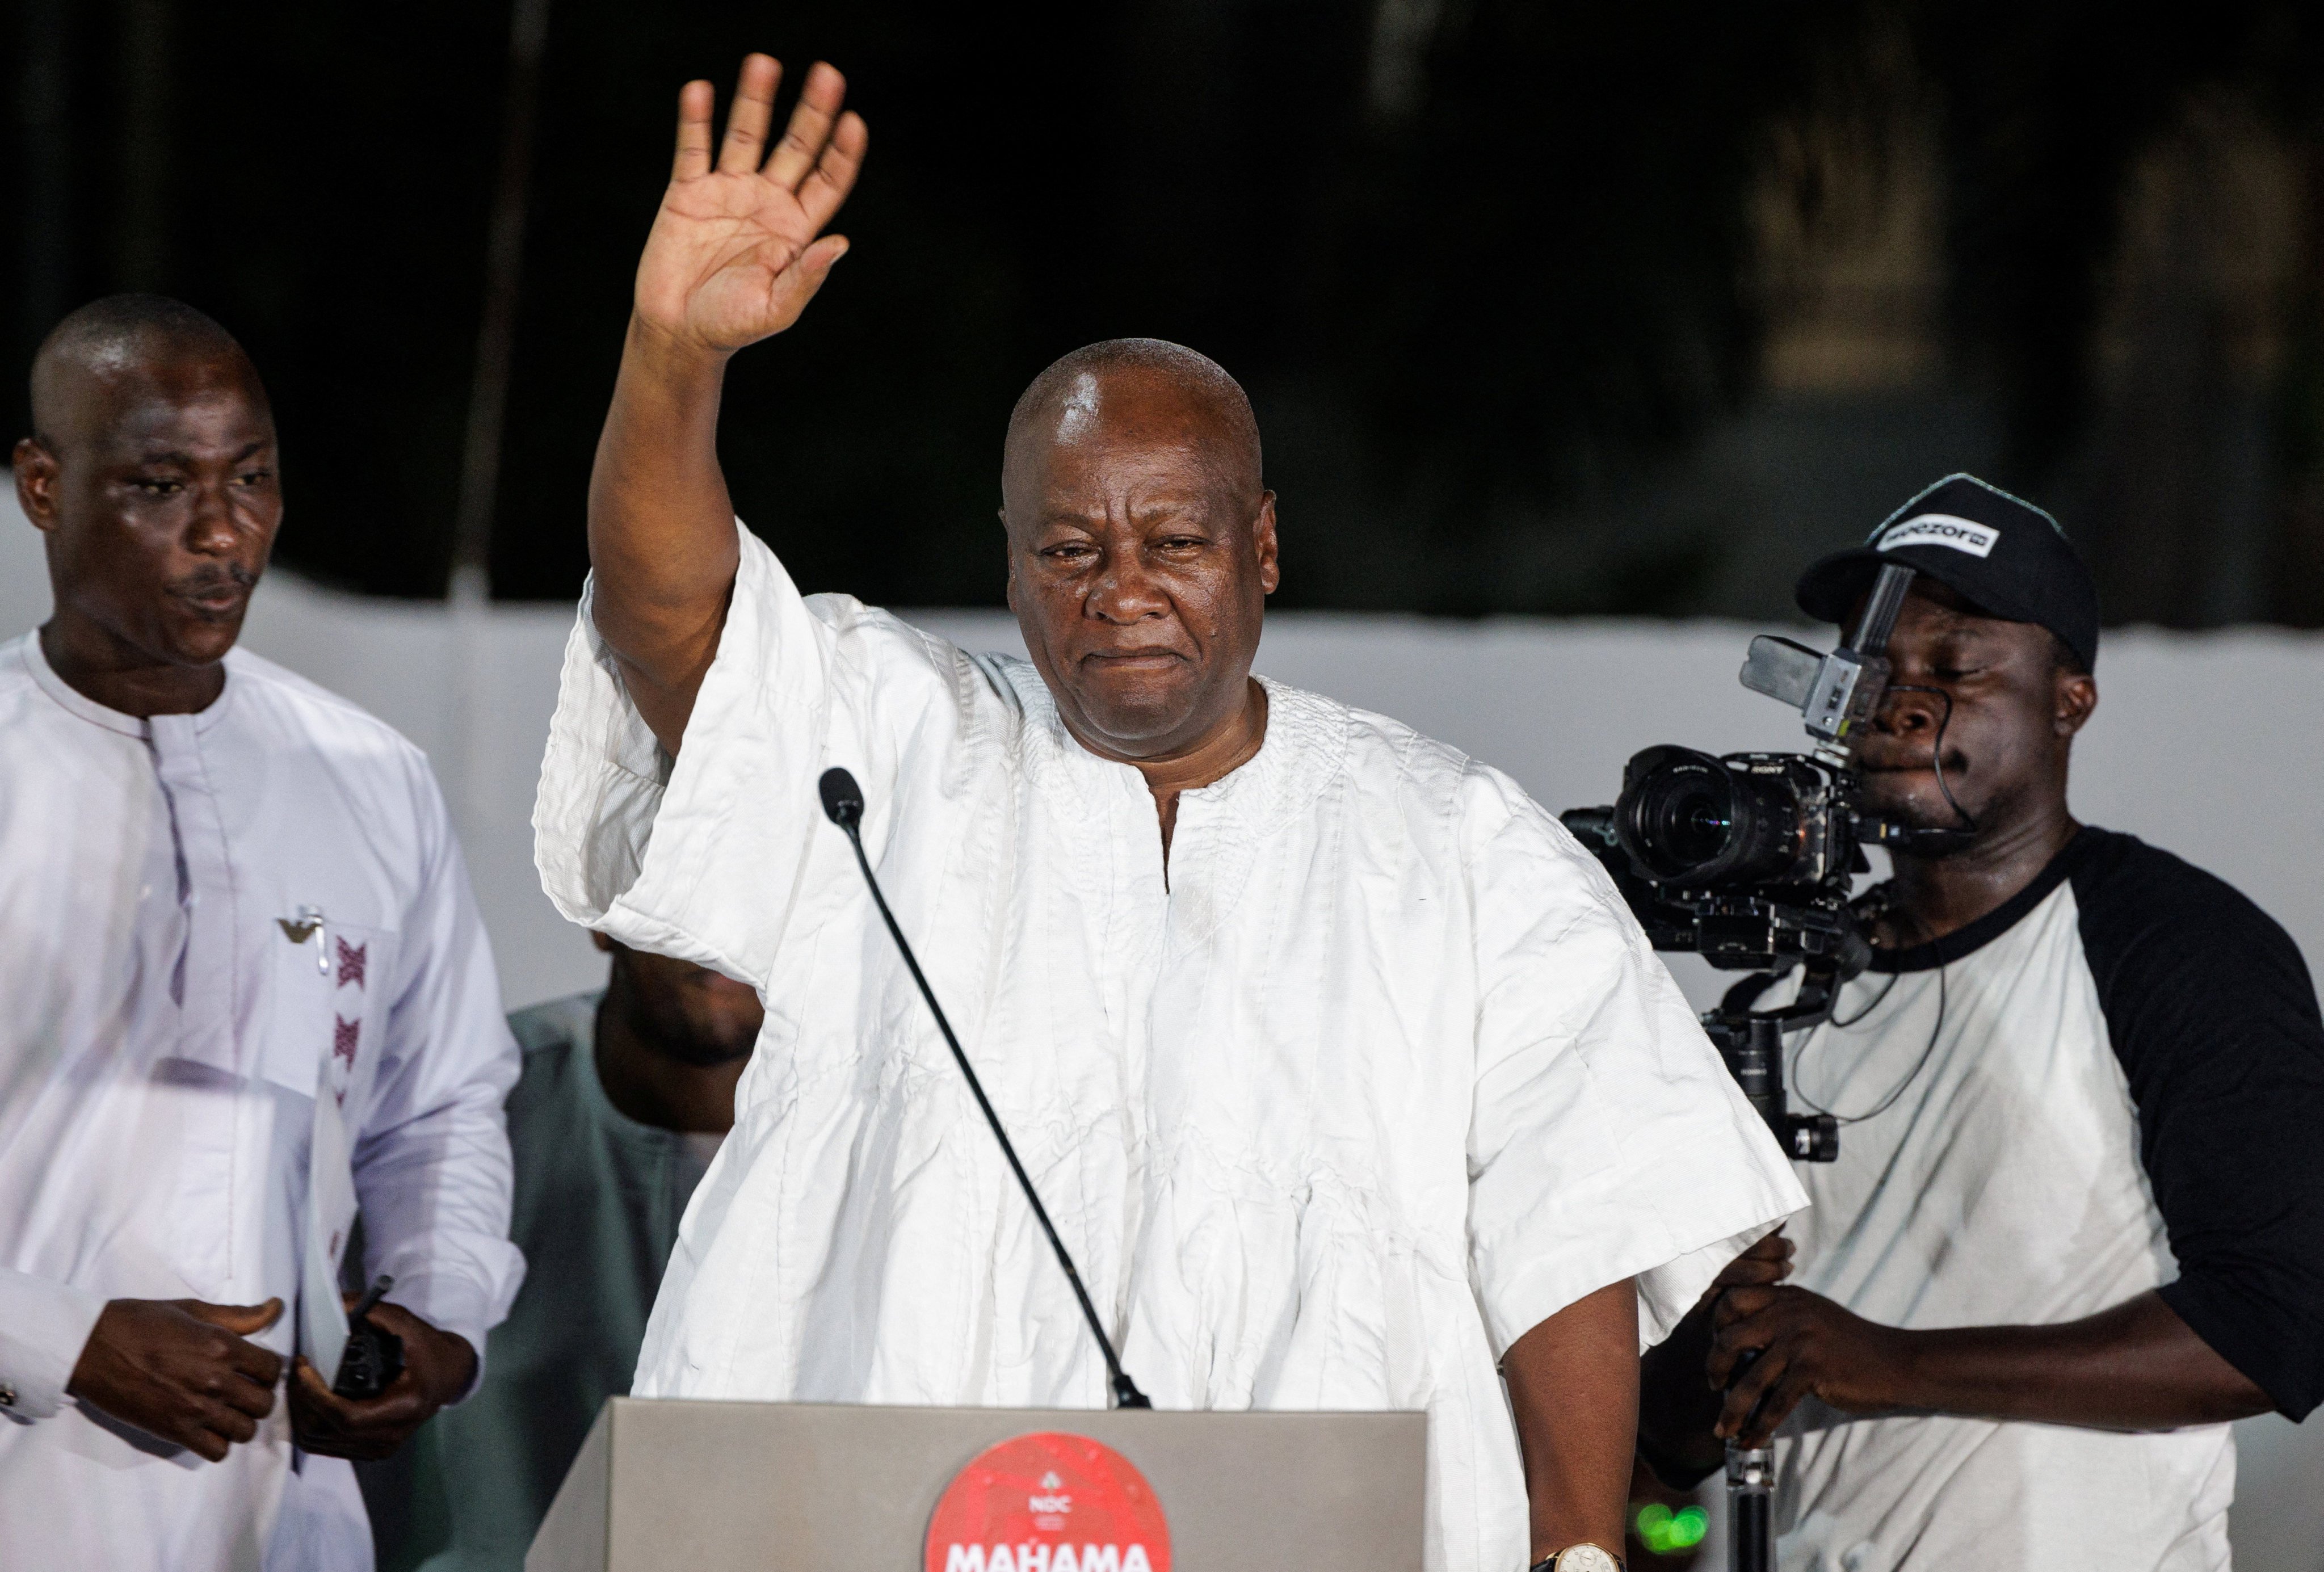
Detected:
left=528, top=1397, right=1427, bottom=1570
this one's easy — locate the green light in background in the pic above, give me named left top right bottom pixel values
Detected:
left=1633, top=1502, right=1712, bottom=1555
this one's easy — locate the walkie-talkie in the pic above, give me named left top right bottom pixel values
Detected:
left=332, top=1274, right=406, bottom=1399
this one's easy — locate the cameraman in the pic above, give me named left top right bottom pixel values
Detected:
left=1637, top=474, right=2324, bottom=1570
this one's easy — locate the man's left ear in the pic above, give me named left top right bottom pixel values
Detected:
left=2055, top=670, right=2098, bottom=739
left=1254, top=491, right=1280, bottom=596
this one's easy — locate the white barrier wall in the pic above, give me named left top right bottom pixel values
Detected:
left=4, top=506, right=2321, bottom=1567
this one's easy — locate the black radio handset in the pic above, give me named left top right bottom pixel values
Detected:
left=818, top=768, right=1152, bottom=1410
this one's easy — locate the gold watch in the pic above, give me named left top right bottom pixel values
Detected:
left=1531, top=1546, right=1624, bottom=1572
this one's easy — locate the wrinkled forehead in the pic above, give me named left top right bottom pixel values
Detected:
left=1004, top=369, right=1255, bottom=518
left=1015, top=367, right=1238, bottom=457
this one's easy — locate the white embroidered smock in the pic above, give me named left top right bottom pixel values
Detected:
left=0, top=631, right=524, bottom=1571
left=533, top=524, right=1806, bottom=1572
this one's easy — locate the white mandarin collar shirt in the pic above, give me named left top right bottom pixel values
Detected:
left=0, top=631, right=523, bottom=1571
left=535, top=524, right=1805, bottom=1572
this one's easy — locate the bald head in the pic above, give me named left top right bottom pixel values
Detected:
left=31, top=295, right=263, bottom=451
left=1002, top=339, right=1262, bottom=526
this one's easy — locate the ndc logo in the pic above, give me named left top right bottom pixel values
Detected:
left=927, top=1433, right=1169, bottom=1572
left=1877, top=512, right=1999, bottom=558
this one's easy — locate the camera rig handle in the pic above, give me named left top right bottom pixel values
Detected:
left=1707, top=961, right=1845, bottom=1572
left=1703, top=967, right=1840, bottom=1164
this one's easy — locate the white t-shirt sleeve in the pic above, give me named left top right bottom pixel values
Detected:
left=1460, top=773, right=1808, bottom=1356
left=534, top=520, right=968, bottom=990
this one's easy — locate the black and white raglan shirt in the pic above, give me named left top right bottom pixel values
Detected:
left=1771, top=826, right=2324, bottom=1572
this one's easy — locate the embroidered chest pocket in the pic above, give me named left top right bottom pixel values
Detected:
left=263, top=914, right=400, bottom=1120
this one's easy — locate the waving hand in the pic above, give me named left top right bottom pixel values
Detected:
left=590, top=53, right=869, bottom=753
left=636, top=54, right=867, bottom=356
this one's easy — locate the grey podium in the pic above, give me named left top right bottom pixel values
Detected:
left=527, top=1397, right=1427, bottom=1571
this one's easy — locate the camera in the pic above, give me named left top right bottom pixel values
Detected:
left=1560, top=750, right=1864, bottom=1165
left=1560, top=746, right=1872, bottom=978
left=1560, top=561, right=1924, bottom=1165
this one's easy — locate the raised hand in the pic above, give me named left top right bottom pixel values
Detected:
left=66, top=1297, right=285, bottom=1462
left=587, top=53, right=869, bottom=751
left=635, top=54, right=868, bottom=357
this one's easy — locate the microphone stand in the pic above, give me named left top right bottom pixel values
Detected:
left=820, top=767, right=1152, bottom=1410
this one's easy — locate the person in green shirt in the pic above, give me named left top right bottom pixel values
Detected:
left=359, top=932, right=763, bottom=1571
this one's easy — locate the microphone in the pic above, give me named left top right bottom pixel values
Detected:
left=818, top=767, right=1152, bottom=1410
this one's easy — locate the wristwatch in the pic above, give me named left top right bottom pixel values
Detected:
left=1531, top=1546, right=1624, bottom=1572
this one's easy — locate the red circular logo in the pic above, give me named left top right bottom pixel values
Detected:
left=924, top=1431, right=1171, bottom=1572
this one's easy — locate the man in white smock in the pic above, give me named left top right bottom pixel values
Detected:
left=532, top=56, right=1806, bottom=1572
left=0, top=295, right=524, bottom=1568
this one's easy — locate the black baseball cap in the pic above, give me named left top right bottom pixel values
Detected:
left=1794, top=473, right=2101, bottom=671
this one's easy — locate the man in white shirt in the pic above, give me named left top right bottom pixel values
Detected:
left=2, top=293, right=524, bottom=1569
left=533, top=55, right=1804, bottom=1572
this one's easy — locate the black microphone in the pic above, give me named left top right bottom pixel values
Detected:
left=818, top=766, right=1152, bottom=1410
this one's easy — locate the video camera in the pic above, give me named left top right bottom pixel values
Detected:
left=1559, top=561, right=1921, bottom=1164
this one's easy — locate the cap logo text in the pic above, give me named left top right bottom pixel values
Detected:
left=1878, top=512, right=1998, bottom=558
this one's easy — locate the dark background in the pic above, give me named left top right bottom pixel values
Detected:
left=10, top=0, right=2324, bottom=624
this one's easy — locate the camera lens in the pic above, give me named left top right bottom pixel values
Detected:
left=1618, top=749, right=1742, bottom=883
left=1651, top=775, right=1736, bottom=871
left=1614, top=746, right=1808, bottom=888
